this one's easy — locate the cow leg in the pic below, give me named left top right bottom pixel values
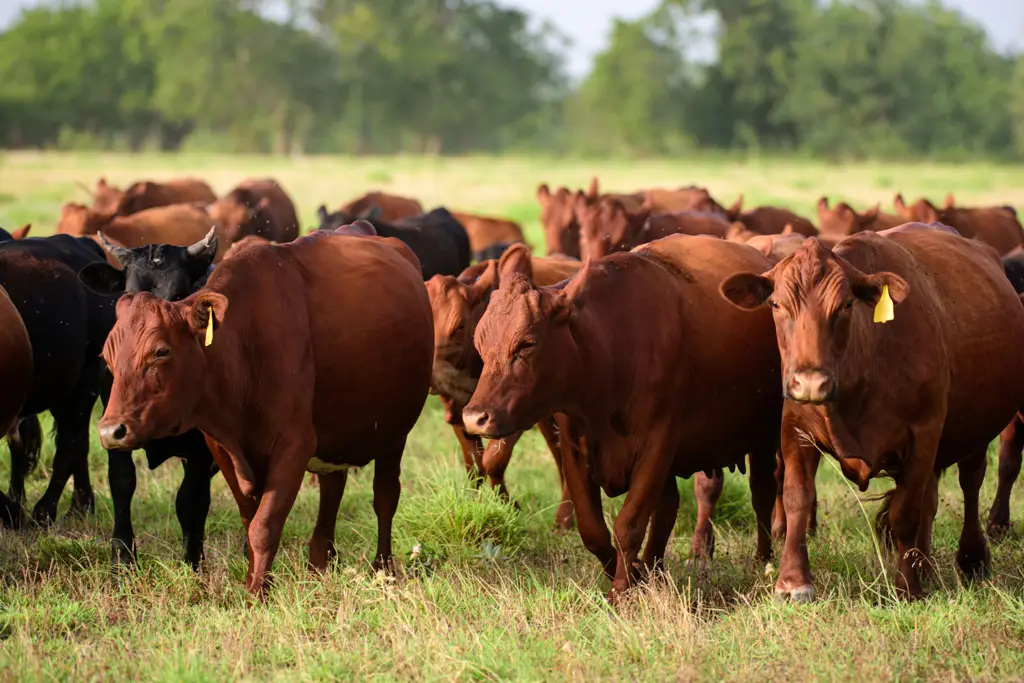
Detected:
left=207, top=440, right=258, bottom=580
left=7, top=416, right=42, bottom=527
left=887, top=431, right=941, bottom=599
left=481, top=431, right=523, bottom=502
left=31, top=387, right=98, bottom=525
left=451, top=424, right=485, bottom=486
left=641, top=478, right=680, bottom=573
left=536, top=417, right=574, bottom=530
left=915, top=472, right=940, bottom=583
left=247, top=452, right=306, bottom=599
left=956, top=449, right=991, bottom=580
left=371, top=444, right=404, bottom=573
left=108, top=449, right=138, bottom=567
left=988, top=414, right=1024, bottom=540
left=308, top=470, right=348, bottom=572
left=178, top=452, right=214, bottom=570
left=771, top=452, right=787, bottom=541
left=749, top=447, right=778, bottom=565
left=558, top=416, right=615, bottom=580
left=689, top=471, right=722, bottom=564
left=775, top=422, right=818, bottom=602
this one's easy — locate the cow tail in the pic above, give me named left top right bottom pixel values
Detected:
left=872, top=487, right=896, bottom=552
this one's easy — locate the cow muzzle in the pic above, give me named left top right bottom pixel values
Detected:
left=98, top=420, right=136, bottom=450
left=462, top=405, right=515, bottom=438
left=785, top=369, right=837, bottom=404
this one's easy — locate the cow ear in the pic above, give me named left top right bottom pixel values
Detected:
left=573, top=190, right=590, bottom=218
left=78, top=263, right=127, bottom=295
left=587, top=177, right=600, bottom=199
left=467, top=261, right=499, bottom=306
left=553, top=259, right=593, bottom=323
left=943, top=193, right=956, bottom=210
left=851, top=271, right=909, bottom=307
left=537, top=184, right=551, bottom=204
left=893, top=193, right=907, bottom=214
left=861, top=204, right=880, bottom=223
left=497, top=242, right=533, bottom=281
left=317, top=205, right=329, bottom=223
left=720, top=272, right=774, bottom=310
left=726, top=194, right=743, bottom=218
left=817, top=196, right=830, bottom=218
left=115, top=293, right=136, bottom=319
left=188, top=292, right=229, bottom=339
left=11, top=224, right=30, bottom=240
left=782, top=223, right=795, bottom=235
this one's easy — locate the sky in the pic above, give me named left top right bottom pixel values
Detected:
left=1, top=0, right=1021, bottom=78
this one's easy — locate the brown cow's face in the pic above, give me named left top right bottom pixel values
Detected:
left=425, top=269, right=495, bottom=409
left=893, top=195, right=940, bottom=223
left=720, top=240, right=908, bottom=404
left=538, top=185, right=582, bottom=257
left=56, top=203, right=107, bottom=236
left=92, top=178, right=124, bottom=215
left=463, top=273, right=576, bottom=437
left=98, top=292, right=226, bottom=450
left=207, top=196, right=268, bottom=244
left=818, top=199, right=877, bottom=236
left=576, top=199, right=637, bottom=261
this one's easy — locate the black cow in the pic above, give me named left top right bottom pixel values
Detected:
left=1003, top=249, right=1024, bottom=293
left=79, top=229, right=220, bottom=569
left=0, top=235, right=116, bottom=526
left=316, top=205, right=470, bottom=279
left=473, top=241, right=515, bottom=263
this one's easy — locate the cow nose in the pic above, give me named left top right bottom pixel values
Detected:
left=461, top=407, right=491, bottom=434
left=787, top=370, right=836, bottom=403
left=98, top=422, right=130, bottom=450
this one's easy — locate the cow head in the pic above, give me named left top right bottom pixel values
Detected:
left=98, top=290, right=227, bottom=449
left=537, top=184, right=585, bottom=257
left=720, top=239, right=909, bottom=404
left=79, top=228, right=219, bottom=302
left=893, top=194, right=941, bottom=223
left=575, top=196, right=648, bottom=260
left=207, top=189, right=272, bottom=243
left=116, top=181, right=162, bottom=216
left=316, top=205, right=380, bottom=232
left=462, top=260, right=591, bottom=437
left=91, top=177, right=124, bottom=215
left=817, top=197, right=881, bottom=236
left=56, top=202, right=111, bottom=236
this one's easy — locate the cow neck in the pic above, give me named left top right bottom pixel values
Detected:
left=562, top=305, right=613, bottom=435
left=191, top=306, right=249, bottom=458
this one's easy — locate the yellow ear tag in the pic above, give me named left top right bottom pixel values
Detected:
left=204, top=306, right=215, bottom=346
left=873, top=285, right=894, bottom=324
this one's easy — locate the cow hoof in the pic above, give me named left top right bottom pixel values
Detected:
left=790, top=585, right=816, bottom=603
left=684, top=557, right=711, bottom=571
left=183, top=535, right=205, bottom=572
left=986, top=522, right=1010, bottom=543
left=111, top=539, right=137, bottom=568
left=69, top=491, right=95, bottom=517
left=764, top=562, right=776, bottom=577
left=0, top=496, right=23, bottom=528
left=31, top=502, right=58, bottom=527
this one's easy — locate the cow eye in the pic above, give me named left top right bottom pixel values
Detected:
left=768, top=299, right=780, bottom=310
left=844, top=299, right=855, bottom=310
left=513, top=340, right=537, bottom=358
left=154, top=347, right=171, bottom=359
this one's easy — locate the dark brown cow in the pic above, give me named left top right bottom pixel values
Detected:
left=206, top=178, right=300, bottom=246
left=96, top=231, right=433, bottom=598
left=462, top=235, right=781, bottom=600
left=817, top=197, right=902, bottom=236
left=721, top=228, right=1024, bottom=601
left=726, top=197, right=818, bottom=237
left=575, top=196, right=730, bottom=260
left=0, top=285, right=33, bottom=525
left=103, top=178, right=217, bottom=216
left=57, top=203, right=226, bottom=262
left=894, top=194, right=1023, bottom=255
left=450, top=212, right=526, bottom=259
left=340, top=191, right=423, bottom=222
left=426, top=243, right=580, bottom=528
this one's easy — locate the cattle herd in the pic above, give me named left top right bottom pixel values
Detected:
left=1, top=174, right=1024, bottom=604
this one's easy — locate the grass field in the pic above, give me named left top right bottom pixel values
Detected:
left=2, top=152, right=1024, bottom=681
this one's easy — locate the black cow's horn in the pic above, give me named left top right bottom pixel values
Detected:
left=97, top=232, right=131, bottom=264
left=187, top=227, right=218, bottom=257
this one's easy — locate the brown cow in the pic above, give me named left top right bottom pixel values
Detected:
left=642, top=186, right=734, bottom=215
left=462, top=235, right=781, bottom=600
left=538, top=178, right=643, bottom=258
left=0, top=285, right=33, bottom=526
left=721, top=229, right=1024, bottom=601
left=91, top=178, right=123, bottom=215
left=106, top=178, right=217, bottom=216
left=222, top=235, right=275, bottom=261
left=450, top=212, right=525, bottom=258
left=97, top=230, right=433, bottom=598
left=894, top=194, right=1023, bottom=255
left=726, top=197, right=817, bottom=237
left=817, top=197, right=902, bottom=236
left=57, top=203, right=226, bottom=262
left=744, top=232, right=806, bottom=264
left=575, top=196, right=731, bottom=260
left=206, top=178, right=300, bottom=246
left=426, top=243, right=580, bottom=528
left=340, top=191, right=423, bottom=222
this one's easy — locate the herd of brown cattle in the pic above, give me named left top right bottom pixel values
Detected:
left=4, top=174, right=1024, bottom=605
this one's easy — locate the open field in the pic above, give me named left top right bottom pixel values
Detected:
left=2, top=152, right=1024, bottom=680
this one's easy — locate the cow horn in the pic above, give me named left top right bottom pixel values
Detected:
left=187, top=227, right=218, bottom=257
left=97, top=232, right=131, bottom=264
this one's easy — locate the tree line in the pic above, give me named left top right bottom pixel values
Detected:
left=0, top=0, right=1021, bottom=159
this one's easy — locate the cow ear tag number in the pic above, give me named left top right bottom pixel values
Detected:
left=205, top=306, right=215, bottom=346
left=873, top=285, right=894, bottom=324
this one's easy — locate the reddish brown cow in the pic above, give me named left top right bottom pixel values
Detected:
left=0, top=285, right=33, bottom=526
left=726, top=197, right=817, bottom=237
left=426, top=243, right=580, bottom=528
left=817, top=197, right=902, bottom=236
left=642, top=186, right=735, bottom=214
left=538, top=178, right=643, bottom=258
left=105, top=178, right=217, bottom=216
left=462, top=235, right=781, bottom=600
left=894, top=194, right=1023, bottom=255
left=744, top=232, right=806, bottom=264
left=6, top=225, right=30, bottom=240
left=575, top=196, right=730, bottom=260
left=450, top=212, right=526, bottom=257
left=721, top=229, right=1024, bottom=601
left=206, top=178, right=300, bottom=246
left=222, top=235, right=275, bottom=261
left=97, top=231, right=433, bottom=597
left=91, top=178, right=124, bottom=215
left=340, top=191, right=423, bottom=222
